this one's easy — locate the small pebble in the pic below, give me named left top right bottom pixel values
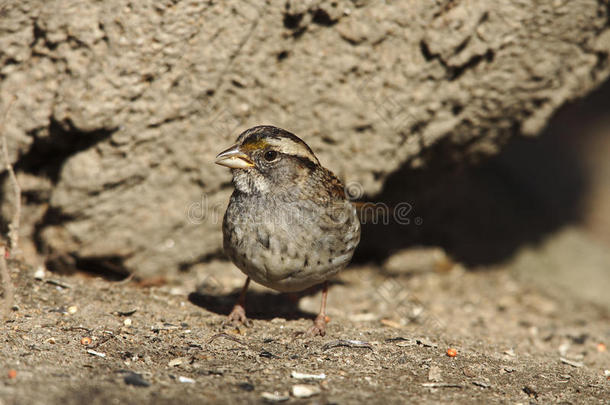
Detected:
left=463, top=367, right=477, bottom=378
left=446, top=348, right=457, bottom=357
left=168, top=358, right=185, bottom=367
left=261, top=391, right=289, bottom=402
left=124, top=372, right=150, bottom=387
left=523, top=385, right=538, bottom=398
left=558, top=342, right=570, bottom=357
left=80, top=337, right=92, bottom=345
left=380, top=319, right=403, bottom=329
left=417, top=338, right=438, bottom=348
left=123, top=318, right=132, bottom=327
left=428, top=365, right=442, bottom=382
left=7, top=369, right=17, bottom=379
left=116, top=309, right=138, bottom=316
left=238, top=382, right=254, bottom=391
left=178, top=376, right=195, bottom=384
left=473, top=378, right=491, bottom=388
left=67, top=306, right=78, bottom=314
left=560, top=357, right=583, bottom=368
left=33, top=266, right=45, bottom=280
left=291, top=371, right=326, bottom=380
left=87, top=349, right=106, bottom=358
left=291, top=384, right=321, bottom=398
left=47, top=338, right=56, bottom=344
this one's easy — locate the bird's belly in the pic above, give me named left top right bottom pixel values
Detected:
left=223, top=203, right=360, bottom=292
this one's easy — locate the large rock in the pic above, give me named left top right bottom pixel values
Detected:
left=1, top=0, right=609, bottom=276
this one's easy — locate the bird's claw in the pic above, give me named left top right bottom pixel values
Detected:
left=305, top=313, right=328, bottom=337
left=223, top=304, right=252, bottom=328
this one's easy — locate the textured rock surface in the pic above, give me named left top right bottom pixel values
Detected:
left=1, top=0, right=609, bottom=276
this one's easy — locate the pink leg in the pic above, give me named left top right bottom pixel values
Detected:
left=306, top=281, right=329, bottom=336
left=224, top=277, right=251, bottom=326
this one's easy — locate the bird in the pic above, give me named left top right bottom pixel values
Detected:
left=215, top=125, right=361, bottom=336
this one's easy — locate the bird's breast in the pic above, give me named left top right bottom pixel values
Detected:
left=222, top=192, right=360, bottom=292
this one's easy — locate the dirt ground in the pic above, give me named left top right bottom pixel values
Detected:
left=1, top=254, right=608, bottom=404
left=2, top=81, right=610, bottom=405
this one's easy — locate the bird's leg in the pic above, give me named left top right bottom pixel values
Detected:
left=307, top=281, right=329, bottom=336
left=224, top=277, right=251, bottom=326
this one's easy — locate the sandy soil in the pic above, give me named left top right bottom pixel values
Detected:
left=1, top=257, right=608, bottom=404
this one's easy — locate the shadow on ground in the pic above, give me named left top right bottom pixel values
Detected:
left=187, top=281, right=343, bottom=320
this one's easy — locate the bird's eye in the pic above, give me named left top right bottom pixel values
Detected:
left=264, top=150, right=278, bottom=162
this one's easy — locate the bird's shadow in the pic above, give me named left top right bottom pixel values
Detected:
left=188, top=281, right=343, bottom=321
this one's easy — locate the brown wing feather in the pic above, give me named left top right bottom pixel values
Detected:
left=324, top=168, right=346, bottom=200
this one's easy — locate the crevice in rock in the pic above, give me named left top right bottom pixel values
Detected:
left=352, top=80, right=610, bottom=267
left=283, top=12, right=303, bottom=30
left=32, top=207, right=130, bottom=279
left=311, top=8, right=337, bottom=26
left=419, top=39, right=495, bottom=81
left=73, top=255, right=130, bottom=280
left=31, top=206, right=74, bottom=255
left=592, top=51, right=608, bottom=79
left=15, top=118, right=116, bottom=183
left=276, top=50, right=289, bottom=61
left=44, top=252, right=129, bottom=280
left=18, top=119, right=118, bottom=277
left=419, top=40, right=433, bottom=61
left=31, top=18, right=58, bottom=51
left=448, top=49, right=495, bottom=81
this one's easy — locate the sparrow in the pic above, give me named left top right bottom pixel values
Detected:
left=215, top=125, right=361, bottom=336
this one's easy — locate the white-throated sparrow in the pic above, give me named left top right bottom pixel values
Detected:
left=215, top=125, right=361, bottom=336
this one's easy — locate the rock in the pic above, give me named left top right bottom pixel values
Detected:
left=123, top=372, right=150, bottom=387
left=261, top=391, right=289, bottom=402
left=168, top=357, right=186, bottom=367
left=428, top=365, right=442, bottom=382
left=1, top=0, right=609, bottom=276
left=383, top=247, right=453, bottom=274
left=291, top=384, right=321, bottom=398
left=291, top=371, right=326, bottom=380
left=177, top=376, right=195, bottom=384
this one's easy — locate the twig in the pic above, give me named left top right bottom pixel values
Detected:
left=44, top=279, right=72, bottom=289
left=0, top=249, right=12, bottom=317
left=1, top=97, right=20, bottom=252
left=559, top=357, right=584, bottom=368
left=207, top=332, right=247, bottom=346
left=0, top=97, right=17, bottom=318
left=89, top=334, right=115, bottom=349
left=321, top=339, right=373, bottom=351
left=422, top=382, right=464, bottom=389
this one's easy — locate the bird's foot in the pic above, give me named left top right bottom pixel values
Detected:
left=305, top=313, right=328, bottom=337
left=223, top=304, right=252, bottom=327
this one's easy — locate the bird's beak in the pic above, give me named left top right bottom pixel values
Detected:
left=215, top=144, right=255, bottom=169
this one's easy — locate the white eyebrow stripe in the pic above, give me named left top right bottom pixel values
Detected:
left=265, top=137, right=319, bottom=163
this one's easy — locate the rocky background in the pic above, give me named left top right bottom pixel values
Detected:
left=1, top=0, right=610, bottom=279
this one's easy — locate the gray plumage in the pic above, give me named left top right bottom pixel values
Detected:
left=221, top=126, right=361, bottom=292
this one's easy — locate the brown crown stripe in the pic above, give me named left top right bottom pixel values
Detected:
left=241, top=135, right=319, bottom=165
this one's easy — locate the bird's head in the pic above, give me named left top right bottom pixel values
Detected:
left=215, top=125, right=322, bottom=194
